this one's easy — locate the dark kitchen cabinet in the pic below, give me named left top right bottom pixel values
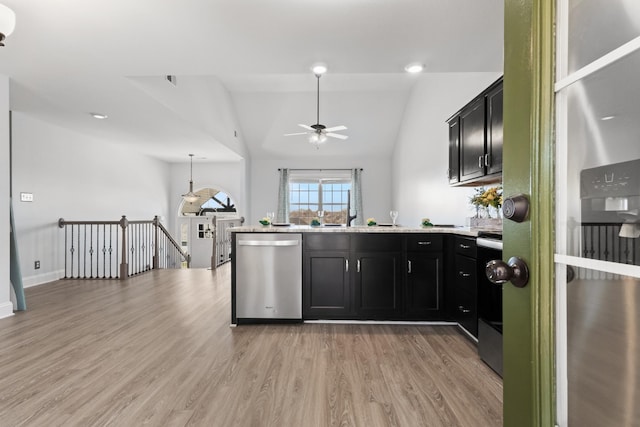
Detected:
left=486, top=82, right=503, bottom=175
left=405, top=235, right=444, bottom=319
left=303, top=234, right=352, bottom=319
left=352, top=234, right=403, bottom=319
left=448, top=118, right=460, bottom=184
left=459, top=97, right=486, bottom=182
left=450, top=236, right=478, bottom=337
left=303, top=251, right=351, bottom=319
left=447, top=77, right=503, bottom=186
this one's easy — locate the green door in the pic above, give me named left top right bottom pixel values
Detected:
left=502, top=1, right=555, bottom=426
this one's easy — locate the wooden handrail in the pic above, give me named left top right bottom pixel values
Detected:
left=58, top=215, right=190, bottom=279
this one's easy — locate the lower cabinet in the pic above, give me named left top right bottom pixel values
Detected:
left=302, top=233, right=476, bottom=326
left=303, top=233, right=352, bottom=319
left=405, top=234, right=444, bottom=319
left=353, top=251, right=402, bottom=319
left=303, top=251, right=351, bottom=319
left=451, top=237, right=478, bottom=337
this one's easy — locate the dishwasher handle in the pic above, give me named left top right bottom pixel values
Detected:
left=238, top=240, right=300, bottom=247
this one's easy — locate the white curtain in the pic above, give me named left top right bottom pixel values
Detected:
left=351, top=168, right=364, bottom=226
left=276, top=168, right=290, bottom=223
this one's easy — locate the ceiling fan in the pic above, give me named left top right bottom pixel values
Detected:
left=284, top=72, right=348, bottom=147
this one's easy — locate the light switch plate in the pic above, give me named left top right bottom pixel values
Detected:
left=20, top=192, right=34, bottom=202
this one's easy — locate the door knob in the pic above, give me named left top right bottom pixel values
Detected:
left=486, top=257, right=529, bottom=288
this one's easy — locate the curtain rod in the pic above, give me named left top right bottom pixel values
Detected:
left=277, top=168, right=363, bottom=171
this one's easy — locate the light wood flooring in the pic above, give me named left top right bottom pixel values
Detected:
left=0, top=265, right=502, bottom=426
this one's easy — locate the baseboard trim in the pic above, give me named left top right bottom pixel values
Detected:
left=304, top=320, right=458, bottom=326
left=22, top=270, right=65, bottom=288
left=0, top=301, right=15, bottom=319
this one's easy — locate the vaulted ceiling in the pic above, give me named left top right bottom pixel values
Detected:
left=0, top=0, right=504, bottom=163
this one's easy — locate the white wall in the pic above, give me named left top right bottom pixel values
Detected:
left=250, top=157, right=391, bottom=226
left=0, top=75, right=12, bottom=318
left=392, top=73, right=502, bottom=227
left=11, top=113, right=172, bottom=287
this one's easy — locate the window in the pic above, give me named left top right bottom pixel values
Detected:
left=288, top=172, right=351, bottom=225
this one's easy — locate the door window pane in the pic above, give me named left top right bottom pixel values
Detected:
left=567, top=0, right=640, bottom=74
left=563, top=268, right=640, bottom=426
left=561, top=49, right=640, bottom=263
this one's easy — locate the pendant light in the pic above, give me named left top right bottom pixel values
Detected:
left=182, top=154, right=199, bottom=203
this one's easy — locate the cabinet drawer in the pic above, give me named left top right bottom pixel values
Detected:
left=304, top=233, right=350, bottom=251
left=351, top=234, right=402, bottom=252
left=454, top=254, right=477, bottom=294
left=407, top=234, right=443, bottom=252
left=455, top=236, right=477, bottom=257
left=455, top=288, right=478, bottom=337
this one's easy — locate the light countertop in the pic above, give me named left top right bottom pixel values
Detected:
left=229, top=225, right=500, bottom=237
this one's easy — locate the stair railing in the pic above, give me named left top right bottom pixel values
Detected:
left=58, top=215, right=190, bottom=279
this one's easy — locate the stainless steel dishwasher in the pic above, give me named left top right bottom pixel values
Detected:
left=235, top=233, right=302, bottom=321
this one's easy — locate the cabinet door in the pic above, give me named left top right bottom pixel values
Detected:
left=354, top=252, right=402, bottom=319
left=406, top=252, right=443, bottom=319
left=303, top=251, right=351, bottom=319
left=486, top=82, right=503, bottom=175
left=459, top=97, right=486, bottom=182
left=448, top=118, right=460, bottom=184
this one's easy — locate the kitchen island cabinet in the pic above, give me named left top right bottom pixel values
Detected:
left=303, top=234, right=352, bottom=319
left=231, top=226, right=493, bottom=327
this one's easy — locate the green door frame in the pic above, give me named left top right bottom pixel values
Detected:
left=503, top=0, right=555, bottom=426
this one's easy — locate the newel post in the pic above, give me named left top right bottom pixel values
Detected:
left=119, top=215, right=129, bottom=279
left=153, top=215, right=160, bottom=269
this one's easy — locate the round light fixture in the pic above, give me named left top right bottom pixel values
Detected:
left=404, top=62, right=425, bottom=73
left=0, top=4, right=16, bottom=47
left=311, top=63, right=328, bottom=75
left=90, top=112, right=108, bottom=120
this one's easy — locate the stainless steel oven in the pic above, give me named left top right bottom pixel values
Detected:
left=476, top=234, right=503, bottom=377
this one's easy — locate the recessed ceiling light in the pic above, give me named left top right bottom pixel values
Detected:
left=311, top=63, right=328, bottom=75
left=90, top=112, right=108, bottom=119
left=600, top=115, right=615, bottom=121
left=404, top=62, right=424, bottom=73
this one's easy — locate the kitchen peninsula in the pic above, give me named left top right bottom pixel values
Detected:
left=230, top=225, right=501, bottom=341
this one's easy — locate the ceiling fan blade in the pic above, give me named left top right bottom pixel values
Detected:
left=298, top=124, right=314, bottom=131
left=324, top=125, right=347, bottom=132
left=326, top=133, right=349, bottom=140
left=284, top=132, right=309, bottom=136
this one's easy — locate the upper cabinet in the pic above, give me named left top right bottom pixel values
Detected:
left=447, top=77, right=503, bottom=186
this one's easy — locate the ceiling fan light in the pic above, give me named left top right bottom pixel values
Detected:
left=404, top=62, right=424, bottom=73
left=0, top=3, right=16, bottom=46
left=311, top=63, right=328, bottom=75
left=309, top=132, right=327, bottom=145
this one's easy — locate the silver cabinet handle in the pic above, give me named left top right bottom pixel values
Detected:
left=458, top=305, right=471, bottom=314
left=357, top=259, right=361, bottom=273
left=484, top=153, right=490, bottom=166
left=408, top=260, right=412, bottom=274
left=238, top=240, right=299, bottom=247
left=459, top=271, right=471, bottom=277
left=459, top=243, right=470, bottom=249
left=345, top=259, right=349, bottom=272
left=417, top=241, right=432, bottom=246
left=479, top=156, right=483, bottom=168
